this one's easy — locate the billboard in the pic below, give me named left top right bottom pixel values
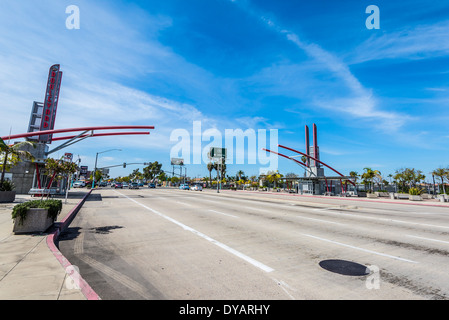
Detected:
left=39, top=64, right=63, bottom=143
left=80, top=166, right=88, bottom=175
left=210, top=147, right=226, bottom=159
left=171, top=158, right=184, bottom=166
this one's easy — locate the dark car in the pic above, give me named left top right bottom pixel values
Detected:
left=129, top=182, right=139, bottom=189
left=148, top=183, right=156, bottom=188
left=114, top=182, right=123, bottom=189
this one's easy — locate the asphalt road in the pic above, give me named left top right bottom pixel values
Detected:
left=58, top=187, right=449, bottom=300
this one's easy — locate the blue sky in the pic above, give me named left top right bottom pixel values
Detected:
left=1, top=0, right=448, bottom=181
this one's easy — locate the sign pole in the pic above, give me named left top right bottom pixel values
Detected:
left=217, top=160, right=220, bottom=193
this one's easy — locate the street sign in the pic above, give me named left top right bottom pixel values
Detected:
left=210, top=147, right=226, bottom=159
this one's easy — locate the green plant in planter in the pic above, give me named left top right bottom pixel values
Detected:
left=12, top=199, right=63, bottom=226
left=0, top=138, right=35, bottom=190
left=409, top=187, right=424, bottom=195
left=0, top=180, right=14, bottom=191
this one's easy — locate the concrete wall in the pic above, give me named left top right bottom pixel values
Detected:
left=7, top=142, right=48, bottom=194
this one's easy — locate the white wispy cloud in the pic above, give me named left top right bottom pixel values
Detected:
left=227, top=0, right=409, bottom=131
left=0, top=0, right=220, bottom=151
left=349, top=20, right=449, bottom=64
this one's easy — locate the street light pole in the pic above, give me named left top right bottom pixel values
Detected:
left=92, top=149, right=122, bottom=189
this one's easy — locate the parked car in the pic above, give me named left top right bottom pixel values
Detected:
left=190, top=184, right=203, bottom=191
left=99, top=181, right=108, bottom=187
left=73, top=181, right=86, bottom=188
left=148, top=183, right=156, bottom=188
left=122, top=183, right=129, bottom=188
left=129, top=182, right=139, bottom=189
left=114, top=182, right=123, bottom=189
left=179, top=184, right=190, bottom=190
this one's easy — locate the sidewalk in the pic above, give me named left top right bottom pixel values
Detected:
left=0, top=190, right=92, bottom=300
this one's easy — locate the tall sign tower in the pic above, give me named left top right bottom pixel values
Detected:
left=27, top=64, right=63, bottom=144
left=305, top=123, right=324, bottom=177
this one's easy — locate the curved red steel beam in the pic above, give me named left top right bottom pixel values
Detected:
left=1, top=125, right=155, bottom=141
left=51, top=132, right=150, bottom=142
left=262, top=148, right=308, bottom=168
left=278, top=144, right=355, bottom=186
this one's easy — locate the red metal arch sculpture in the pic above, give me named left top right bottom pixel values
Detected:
left=1, top=125, right=155, bottom=141
left=263, top=144, right=355, bottom=186
left=262, top=148, right=308, bottom=168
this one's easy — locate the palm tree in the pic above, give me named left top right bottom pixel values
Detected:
left=361, top=167, right=381, bottom=192
left=237, top=170, right=244, bottom=180
left=349, top=171, right=358, bottom=183
left=431, top=167, right=448, bottom=194
left=301, top=155, right=308, bottom=176
left=207, top=162, right=214, bottom=187
left=349, top=171, right=358, bottom=192
left=0, top=138, right=35, bottom=190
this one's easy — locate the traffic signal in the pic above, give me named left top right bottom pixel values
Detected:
left=123, top=163, right=126, bottom=168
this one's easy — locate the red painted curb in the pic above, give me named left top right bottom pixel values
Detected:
left=46, top=189, right=101, bottom=300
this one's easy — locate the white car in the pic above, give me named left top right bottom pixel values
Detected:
left=73, top=181, right=86, bottom=188
left=190, top=184, right=203, bottom=191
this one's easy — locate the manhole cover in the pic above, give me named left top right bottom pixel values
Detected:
left=319, top=259, right=370, bottom=276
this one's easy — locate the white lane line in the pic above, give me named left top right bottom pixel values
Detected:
left=175, top=201, right=192, bottom=206
left=301, top=233, right=418, bottom=264
left=245, top=206, right=345, bottom=226
left=312, top=208, right=449, bottom=230
left=406, top=235, right=449, bottom=245
left=115, top=191, right=274, bottom=273
left=209, top=210, right=238, bottom=218
left=271, top=278, right=296, bottom=300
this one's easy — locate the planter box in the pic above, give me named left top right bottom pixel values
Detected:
left=13, top=208, right=54, bottom=234
left=0, top=191, right=16, bottom=203
left=366, top=193, right=378, bottom=198
left=408, top=195, right=422, bottom=201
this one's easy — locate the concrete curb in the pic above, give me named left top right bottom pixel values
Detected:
left=45, top=189, right=101, bottom=300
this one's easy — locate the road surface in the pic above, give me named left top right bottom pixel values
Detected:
left=58, top=187, right=449, bottom=300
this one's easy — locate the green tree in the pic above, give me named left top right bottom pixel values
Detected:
left=0, top=138, right=35, bottom=189
left=431, top=167, right=448, bottom=194
left=143, top=161, right=163, bottom=181
left=349, top=171, right=359, bottom=184
left=207, top=162, right=214, bottom=187
left=130, top=168, right=143, bottom=181
left=394, top=168, right=425, bottom=193
left=44, top=157, right=78, bottom=196
left=266, top=170, right=283, bottom=188
left=236, top=170, right=244, bottom=180
left=157, top=171, right=166, bottom=181
left=361, top=168, right=381, bottom=192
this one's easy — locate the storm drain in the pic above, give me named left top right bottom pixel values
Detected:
left=319, top=259, right=370, bottom=276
